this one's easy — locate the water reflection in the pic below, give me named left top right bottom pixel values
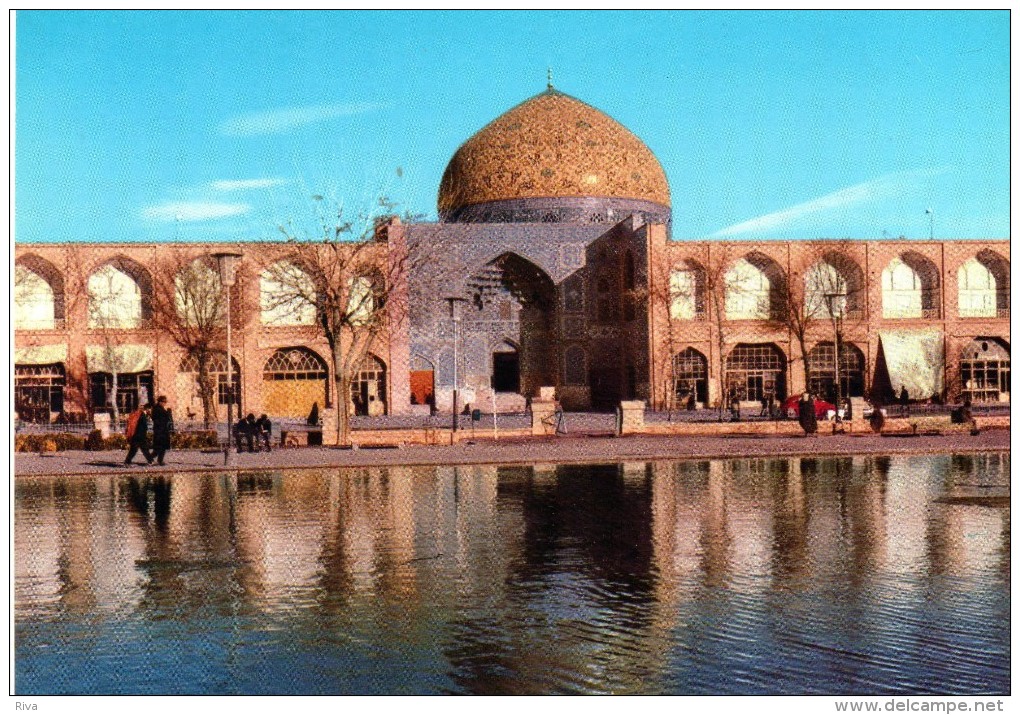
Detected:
left=14, top=454, right=1009, bottom=695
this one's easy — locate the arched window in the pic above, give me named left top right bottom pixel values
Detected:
left=263, top=347, right=330, bottom=417
left=14, top=266, right=57, bottom=330
left=15, top=255, right=65, bottom=329
left=725, top=258, right=771, bottom=319
left=672, top=347, right=708, bottom=405
left=260, top=261, right=317, bottom=326
left=564, top=345, right=586, bottom=385
left=881, top=254, right=939, bottom=319
left=725, top=343, right=787, bottom=402
left=88, top=264, right=144, bottom=328
left=960, top=338, right=1010, bottom=402
left=958, top=256, right=1008, bottom=318
left=808, top=342, right=865, bottom=401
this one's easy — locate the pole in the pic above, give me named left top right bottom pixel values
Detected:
left=213, top=252, right=242, bottom=466
left=452, top=311, right=459, bottom=444
left=224, top=284, right=233, bottom=465
left=444, top=296, right=467, bottom=445
left=827, top=293, right=842, bottom=428
left=492, top=389, right=498, bottom=441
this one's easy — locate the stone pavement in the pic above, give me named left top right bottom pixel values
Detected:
left=13, top=427, right=1010, bottom=478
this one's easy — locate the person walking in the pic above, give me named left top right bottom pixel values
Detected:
left=124, top=403, right=154, bottom=465
left=151, top=395, right=174, bottom=466
left=255, top=414, right=272, bottom=452
left=899, top=386, right=910, bottom=417
left=798, top=392, right=818, bottom=436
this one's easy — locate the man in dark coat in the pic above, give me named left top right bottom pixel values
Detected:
left=255, top=414, right=272, bottom=452
left=798, top=392, right=818, bottom=436
left=151, top=395, right=174, bottom=466
left=125, top=403, right=154, bottom=465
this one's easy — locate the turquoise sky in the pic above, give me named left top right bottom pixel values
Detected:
left=14, top=10, right=1009, bottom=244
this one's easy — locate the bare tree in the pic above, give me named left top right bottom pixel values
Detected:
left=648, top=243, right=740, bottom=421
left=768, top=241, right=866, bottom=395
left=702, top=245, right=743, bottom=422
left=264, top=197, right=429, bottom=446
left=150, top=250, right=250, bottom=428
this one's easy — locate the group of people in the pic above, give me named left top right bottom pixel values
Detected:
left=234, top=413, right=273, bottom=453
left=123, top=398, right=275, bottom=465
left=124, top=395, right=174, bottom=466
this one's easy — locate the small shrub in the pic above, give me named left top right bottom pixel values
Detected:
left=85, top=429, right=105, bottom=451
left=52, top=433, right=86, bottom=451
left=171, top=430, right=219, bottom=449
left=40, top=438, right=58, bottom=453
left=104, top=434, right=128, bottom=450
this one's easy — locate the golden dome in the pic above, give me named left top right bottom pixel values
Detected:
left=438, top=89, right=670, bottom=216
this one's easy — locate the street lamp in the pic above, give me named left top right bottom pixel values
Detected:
left=444, top=296, right=468, bottom=443
left=213, top=252, right=243, bottom=465
left=824, top=292, right=845, bottom=428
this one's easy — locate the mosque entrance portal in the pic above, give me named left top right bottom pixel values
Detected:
left=465, top=253, right=557, bottom=399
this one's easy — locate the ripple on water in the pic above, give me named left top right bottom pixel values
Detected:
left=13, top=455, right=1011, bottom=695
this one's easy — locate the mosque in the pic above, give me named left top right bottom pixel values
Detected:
left=13, top=85, right=1010, bottom=424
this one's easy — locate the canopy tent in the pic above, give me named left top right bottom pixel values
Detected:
left=14, top=344, right=68, bottom=365
left=877, top=330, right=944, bottom=400
left=86, top=345, right=153, bottom=373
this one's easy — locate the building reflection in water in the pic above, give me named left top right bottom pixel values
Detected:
left=14, top=453, right=1009, bottom=695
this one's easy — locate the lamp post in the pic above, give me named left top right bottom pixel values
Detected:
left=214, top=252, right=243, bottom=465
left=825, top=292, right=845, bottom=427
left=444, top=296, right=468, bottom=444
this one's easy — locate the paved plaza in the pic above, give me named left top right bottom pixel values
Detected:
left=14, top=424, right=1009, bottom=478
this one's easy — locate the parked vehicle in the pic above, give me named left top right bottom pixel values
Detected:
left=782, top=395, right=836, bottom=420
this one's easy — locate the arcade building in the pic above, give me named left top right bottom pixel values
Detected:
left=14, top=87, right=1011, bottom=424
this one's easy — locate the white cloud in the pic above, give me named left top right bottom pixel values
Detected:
left=210, top=178, right=287, bottom=192
left=710, top=169, right=945, bottom=237
left=142, top=201, right=251, bottom=222
left=219, top=102, right=385, bottom=136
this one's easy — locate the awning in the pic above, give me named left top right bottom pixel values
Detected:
left=14, top=344, right=68, bottom=365
left=878, top=330, right=945, bottom=400
left=86, top=345, right=153, bottom=373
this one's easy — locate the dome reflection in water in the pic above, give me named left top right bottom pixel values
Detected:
left=14, top=454, right=1009, bottom=695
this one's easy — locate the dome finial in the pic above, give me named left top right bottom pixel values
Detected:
left=547, top=67, right=554, bottom=91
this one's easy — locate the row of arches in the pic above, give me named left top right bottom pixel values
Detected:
left=14, top=254, right=381, bottom=331
left=669, top=338, right=1010, bottom=407
left=669, top=250, right=1009, bottom=321
left=14, top=347, right=389, bottom=423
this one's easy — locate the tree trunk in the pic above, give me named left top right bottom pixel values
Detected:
left=329, top=345, right=351, bottom=447
left=339, top=373, right=353, bottom=447
left=196, top=353, right=217, bottom=429
left=111, top=368, right=120, bottom=425
left=799, top=339, right=812, bottom=398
